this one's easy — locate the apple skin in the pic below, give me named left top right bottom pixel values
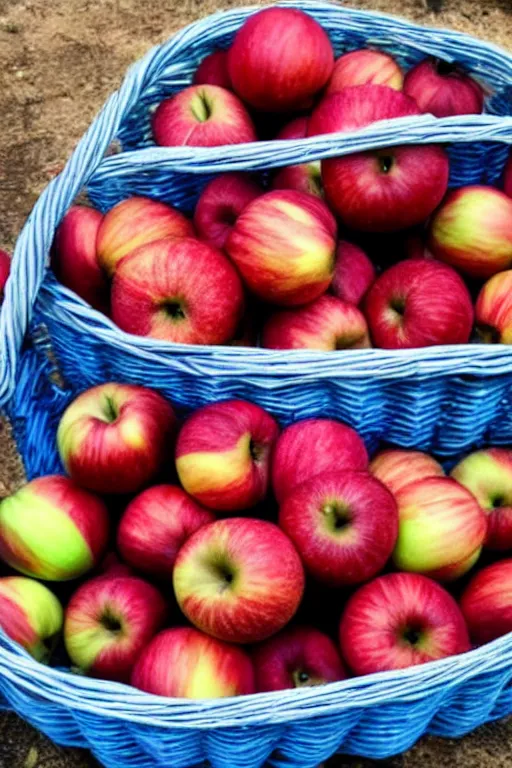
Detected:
left=57, top=383, right=177, bottom=495
left=339, top=572, right=471, bottom=675
left=475, top=270, right=512, bottom=344
left=326, top=50, right=403, bottom=95
left=262, top=295, right=371, bottom=351
left=0, top=476, right=109, bottom=581
left=117, top=485, right=215, bottom=579
left=364, top=259, right=474, bottom=349
left=253, top=625, right=347, bottom=692
left=0, top=577, right=63, bottom=662
left=152, top=85, right=257, bottom=148
left=97, top=196, right=194, bottom=277
left=279, top=470, right=398, bottom=587
left=272, top=118, right=322, bottom=198
left=132, top=627, right=255, bottom=698
left=194, top=173, right=262, bottom=250
left=173, top=517, right=305, bottom=643
left=272, top=418, right=368, bottom=504
left=393, top=477, right=487, bottom=581
left=428, top=186, right=512, bottom=279
left=228, top=7, right=334, bottom=112
left=403, top=58, right=484, bottom=118
left=175, top=399, right=279, bottom=512
left=0, top=249, right=10, bottom=300
left=331, top=241, right=376, bottom=306
left=370, top=449, right=444, bottom=497
left=460, top=560, right=512, bottom=645
left=193, top=51, right=231, bottom=89
left=226, top=189, right=337, bottom=306
left=111, top=238, right=245, bottom=345
left=504, top=153, right=512, bottom=198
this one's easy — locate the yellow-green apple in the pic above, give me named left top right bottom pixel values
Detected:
left=364, top=259, right=474, bottom=349
left=193, top=173, right=262, bottom=250
left=152, top=85, right=257, bottom=147
left=0, top=475, right=108, bottom=581
left=53, top=206, right=108, bottom=313
left=253, top=625, right=347, bottom=692
left=393, top=477, right=487, bottom=581
left=175, top=399, right=279, bottom=511
left=504, top=152, right=512, bottom=198
left=97, top=196, right=194, bottom=277
left=117, top=485, right=215, bottom=579
left=272, top=418, right=369, bottom=504
left=0, top=249, right=10, bottom=300
left=227, top=7, right=334, bottom=112
left=451, top=449, right=512, bottom=550
left=428, top=186, right=512, bottom=279
left=272, top=118, right=322, bottom=199
left=111, top=238, right=245, bottom=344
left=475, top=270, right=512, bottom=343
left=331, top=241, right=376, bottom=306
left=339, top=572, right=470, bottom=675
left=173, top=517, right=304, bottom=643
left=131, top=627, right=255, bottom=698
left=0, top=577, right=63, bottom=662
left=262, top=295, right=371, bottom=351
left=460, top=559, right=512, bottom=645
left=370, top=449, right=444, bottom=497
left=193, top=51, right=231, bottom=89
left=57, top=383, right=176, bottom=494
left=326, top=50, right=403, bottom=94
left=226, top=189, right=337, bottom=306
left=403, top=58, right=484, bottom=118
left=279, top=470, right=398, bottom=587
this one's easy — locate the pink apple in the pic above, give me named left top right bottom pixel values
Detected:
left=339, top=572, right=470, bottom=675
left=0, top=249, right=10, bottom=301
left=364, top=259, right=474, bottom=349
left=193, top=51, right=231, bottom=89
left=326, top=50, right=404, bottom=95
left=152, top=85, right=257, bottom=147
left=132, top=627, right=255, bottom=698
left=0, top=475, right=109, bottom=581
left=111, top=237, right=245, bottom=345
left=173, top=517, right=305, bottom=643
left=403, top=58, right=484, bottom=118
left=117, top=485, right=215, bottom=579
left=460, top=560, right=512, bottom=645
left=228, top=7, right=334, bottom=112
left=475, top=270, right=512, bottom=343
left=226, top=190, right=337, bottom=306
left=253, top=625, right=347, bottom=692
left=271, top=117, right=322, bottom=198
left=370, top=449, right=444, bottom=497
left=504, top=152, right=512, bottom=198
left=175, top=399, right=279, bottom=511
left=0, top=577, right=63, bottom=662
left=276, top=118, right=309, bottom=142
left=193, top=173, right=262, bottom=250
left=331, top=241, right=376, bottom=305
left=57, top=383, right=177, bottom=494
left=272, top=418, right=369, bottom=504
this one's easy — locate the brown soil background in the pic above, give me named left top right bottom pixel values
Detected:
left=1, top=0, right=512, bottom=766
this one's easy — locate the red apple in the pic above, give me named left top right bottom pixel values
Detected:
left=475, top=270, right=512, bottom=343
left=111, top=237, right=245, bottom=345
left=339, top=572, right=471, bottom=675
left=276, top=118, right=309, bottom=141
left=326, top=50, right=403, bottom=95
left=228, top=7, right=334, bottom=112
left=57, top=383, right=177, bottom=494
left=370, top=449, right=444, bottom=497
left=460, top=560, right=512, bottom=645
left=0, top=577, right=63, bottom=662
left=504, top=152, right=512, bottom=198
left=403, top=58, right=484, bottom=118
left=193, top=51, right=231, bottom=89
left=331, top=241, right=375, bottom=306
left=404, top=233, right=435, bottom=261
left=364, top=259, right=474, bottom=349
left=0, top=249, right=10, bottom=300
left=175, top=399, right=279, bottom=512
left=173, top=517, right=305, bottom=643
left=193, top=173, right=262, bottom=250
left=271, top=117, right=322, bottom=198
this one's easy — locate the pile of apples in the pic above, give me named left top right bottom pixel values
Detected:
left=1, top=382, right=512, bottom=698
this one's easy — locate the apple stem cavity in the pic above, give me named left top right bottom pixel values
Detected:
left=402, top=625, right=422, bottom=646
left=322, top=502, right=351, bottom=532
left=249, top=439, right=263, bottom=462
left=103, top=396, right=118, bottom=423
left=477, top=323, right=501, bottom=344
left=101, top=613, right=123, bottom=634
left=390, top=297, right=406, bottom=317
left=378, top=155, right=394, bottom=174
left=191, top=91, right=213, bottom=122
left=162, top=300, right=186, bottom=321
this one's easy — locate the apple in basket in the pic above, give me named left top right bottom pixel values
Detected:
left=460, top=559, right=512, bottom=645
left=193, top=173, right=262, bottom=250
left=271, top=118, right=323, bottom=199
left=0, top=249, right=10, bottom=300
left=0, top=577, right=63, bottom=662
left=475, top=270, right=512, bottom=343
left=193, top=51, right=232, bottom=89
left=339, top=572, right=471, bottom=675
left=331, top=241, right=376, bottom=306
left=57, top=383, right=177, bottom=494
left=504, top=152, right=512, bottom=198
left=173, top=517, right=305, bottom=643
left=325, top=50, right=404, bottom=94
left=370, top=449, right=444, bottom=497
left=0, top=475, right=109, bottom=581
left=403, top=58, right=484, bottom=118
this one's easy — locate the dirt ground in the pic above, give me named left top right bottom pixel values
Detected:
left=1, top=0, right=512, bottom=766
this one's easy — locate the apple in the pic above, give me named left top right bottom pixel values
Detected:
left=404, top=233, right=435, bottom=261
left=0, top=249, right=10, bottom=300
left=504, top=152, right=512, bottom=198
left=117, top=485, right=215, bottom=579
left=132, top=627, right=255, bottom=698
left=393, top=477, right=487, bottom=581
left=331, top=241, right=376, bottom=306
left=97, top=196, right=194, bottom=277
left=475, top=270, right=512, bottom=343
left=262, top=295, right=371, bottom=351
left=272, top=117, right=322, bottom=198
left=253, top=625, right=347, bottom=692
left=339, top=572, right=471, bottom=675
left=403, top=58, right=484, bottom=118
left=364, top=259, right=474, bottom=349
left=193, top=173, right=262, bottom=250
left=460, top=560, right=512, bottom=645
left=175, top=399, right=279, bottom=511
left=0, top=577, right=63, bottom=662
left=226, top=190, right=337, bottom=306
left=428, top=186, right=512, bottom=279
left=370, top=449, right=444, bottom=497
left=173, top=517, right=304, bottom=643
left=326, top=50, right=404, bottom=95
left=272, top=418, right=368, bottom=504
left=193, top=51, right=231, bottom=89
left=111, top=237, right=245, bottom=345
left=57, top=382, right=177, bottom=494
left=64, top=572, right=167, bottom=682
left=0, top=475, right=109, bottom=581
left=152, top=85, right=257, bottom=148
left=228, top=7, right=334, bottom=112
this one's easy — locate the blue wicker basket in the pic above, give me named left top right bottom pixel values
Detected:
left=2, top=2, right=512, bottom=766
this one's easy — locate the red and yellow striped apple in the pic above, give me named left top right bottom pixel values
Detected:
left=475, top=270, right=512, bottom=344
left=272, top=118, right=322, bottom=199
left=193, top=51, right=231, bottom=89
left=326, top=50, right=403, bottom=94
left=403, top=58, right=484, bottom=118
left=460, top=559, right=512, bottom=645
left=331, top=241, right=375, bottom=306
left=193, top=173, right=262, bottom=250
left=0, top=577, right=63, bottom=661
left=0, top=249, right=10, bottom=300
left=370, top=449, right=444, bottom=497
